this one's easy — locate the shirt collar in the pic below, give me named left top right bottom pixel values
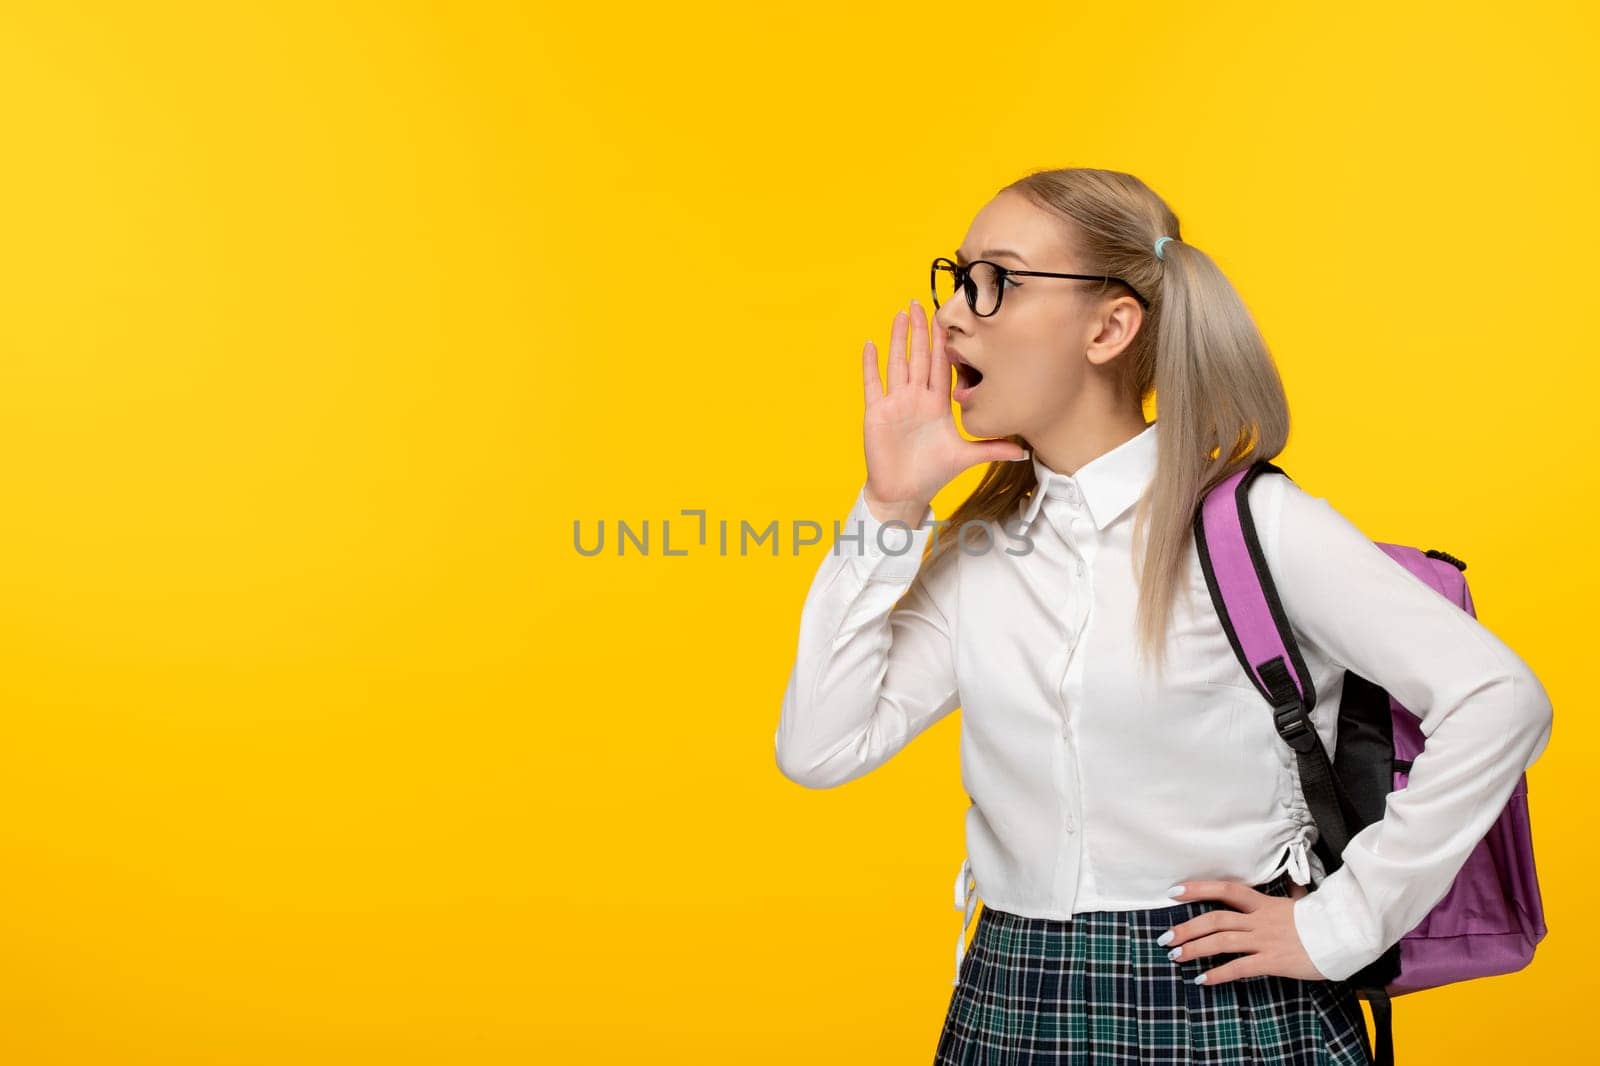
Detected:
left=1017, top=420, right=1159, bottom=535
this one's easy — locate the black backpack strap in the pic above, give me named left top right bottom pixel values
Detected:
left=1194, top=459, right=1400, bottom=1065
left=1367, top=987, right=1394, bottom=1066
left=1193, top=460, right=1365, bottom=867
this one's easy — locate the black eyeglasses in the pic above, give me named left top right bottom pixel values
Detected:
left=930, top=256, right=1151, bottom=318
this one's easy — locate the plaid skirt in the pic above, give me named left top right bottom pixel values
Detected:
left=933, top=871, right=1373, bottom=1065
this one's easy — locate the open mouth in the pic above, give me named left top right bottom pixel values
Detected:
left=952, top=354, right=985, bottom=390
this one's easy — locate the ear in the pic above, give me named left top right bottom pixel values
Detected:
left=1085, top=295, right=1144, bottom=367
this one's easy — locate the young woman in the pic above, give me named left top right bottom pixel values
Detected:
left=773, top=167, right=1553, bottom=1063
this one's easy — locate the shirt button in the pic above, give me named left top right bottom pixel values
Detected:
left=1065, top=812, right=1077, bottom=832
left=1075, top=561, right=1085, bottom=577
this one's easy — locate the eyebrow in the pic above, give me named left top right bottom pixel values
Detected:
left=954, top=248, right=1029, bottom=266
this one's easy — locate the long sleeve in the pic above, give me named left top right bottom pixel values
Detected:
left=773, top=483, right=961, bottom=790
left=1254, top=474, right=1555, bottom=982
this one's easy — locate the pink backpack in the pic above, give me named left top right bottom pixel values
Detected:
left=1195, top=460, right=1548, bottom=1066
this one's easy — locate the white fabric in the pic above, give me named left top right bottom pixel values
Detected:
left=775, top=420, right=1553, bottom=984
left=953, top=856, right=976, bottom=987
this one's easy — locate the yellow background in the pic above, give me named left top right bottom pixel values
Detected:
left=0, top=2, right=1590, bottom=1062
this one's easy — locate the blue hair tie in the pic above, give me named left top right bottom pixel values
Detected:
left=1154, top=236, right=1175, bottom=260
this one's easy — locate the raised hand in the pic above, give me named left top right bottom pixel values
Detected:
left=861, top=300, right=1029, bottom=526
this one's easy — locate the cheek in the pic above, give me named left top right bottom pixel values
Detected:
left=996, top=341, right=1079, bottom=399
left=993, top=310, right=1080, bottom=389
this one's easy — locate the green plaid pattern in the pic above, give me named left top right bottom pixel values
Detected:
left=933, top=872, right=1372, bottom=1064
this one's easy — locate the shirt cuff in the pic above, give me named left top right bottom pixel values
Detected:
left=1290, top=872, right=1375, bottom=982
left=840, top=485, right=937, bottom=582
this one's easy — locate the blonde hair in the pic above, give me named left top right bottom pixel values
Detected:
left=919, top=167, right=1290, bottom=684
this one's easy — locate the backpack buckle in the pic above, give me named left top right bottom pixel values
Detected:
left=1272, top=697, right=1319, bottom=753
left=1258, top=657, right=1318, bottom=754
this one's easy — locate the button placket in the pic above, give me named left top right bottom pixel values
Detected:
left=1068, top=513, right=1089, bottom=578
left=1050, top=496, right=1095, bottom=840
left=1059, top=537, right=1094, bottom=875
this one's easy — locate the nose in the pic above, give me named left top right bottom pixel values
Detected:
left=933, top=298, right=965, bottom=333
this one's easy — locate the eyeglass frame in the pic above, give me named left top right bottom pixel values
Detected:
left=929, top=256, right=1151, bottom=317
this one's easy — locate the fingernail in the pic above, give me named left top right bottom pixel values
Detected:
left=1166, top=946, right=1182, bottom=960
left=1165, top=885, right=1186, bottom=898
left=1192, top=974, right=1209, bottom=985
left=1155, top=930, right=1174, bottom=947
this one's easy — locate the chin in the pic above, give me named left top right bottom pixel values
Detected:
left=957, top=405, right=1011, bottom=440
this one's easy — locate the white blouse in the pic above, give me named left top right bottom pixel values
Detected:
left=774, top=420, right=1553, bottom=985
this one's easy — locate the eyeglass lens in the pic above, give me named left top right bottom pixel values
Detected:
left=934, top=261, right=1004, bottom=316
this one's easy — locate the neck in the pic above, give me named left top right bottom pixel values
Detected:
left=1029, top=410, right=1152, bottom=476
